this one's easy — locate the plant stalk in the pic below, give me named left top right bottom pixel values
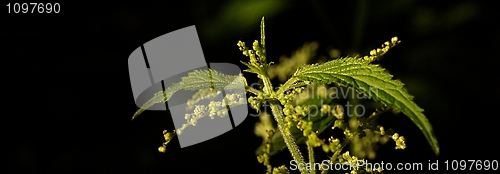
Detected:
left=307, top=141, right=316, bottom=174
left=268, top=99, right=307, bottom=174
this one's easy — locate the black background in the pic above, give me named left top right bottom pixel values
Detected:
left=3, top=1, right=499, bottom=173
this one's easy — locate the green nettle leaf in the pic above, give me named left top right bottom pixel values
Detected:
left=132, top=69, right=246, bottom=120
left=240, top=61, right=265, bottom=75
left=292, top=57, right=440, bottom=155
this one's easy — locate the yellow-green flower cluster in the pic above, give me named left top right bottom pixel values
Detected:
left=238, top=40, right=266, bottom=67
left=247, top=96, right=262, bottom=112
left=186, top=88, right=221, bottom=110
left=237, top=40, right=249, bottom=55
left=158, top=130, right=176, bottom=153
left=178, top=93, right=246, bottom=135
left=283, top=104, right=308, bottom=119
left=363, top=36, right=401, bottom=62
left=278, top=86, right=336, bottom=149
left=248, top=90, right=278, bottom=113
left=333, top=119, right=346, bottom=130
left=257, top=130, right=275, bottom=174
left=392, top=133, right=406, bottom=150
left=344, top=129, right=355, bottom=140
left=351, top=127, right=390, bottom=160
left=272, top=165, right=289, bottom=174
left=279, top=88, right=312, bottom=133
left=332, top=105, right=344, bottom=119
left=338, top=151, right=384, bottom=174
left=297, top=120, right=322, bottom=147
left=322, top=136, right=341, bottom=153
left=339, top=151, right=358, bottom=165
left=322, top=104, right=344, bottom=127
left=277, top=88, right=298, bottom=106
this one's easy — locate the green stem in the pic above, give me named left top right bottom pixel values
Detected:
left=268, top=99, right=308, bottom=174
left=255, top=16, right=306, bottom=174
left=245, top=86, right=265, bottom=96
left=307, top=141, right=316, bottom=174
left=257, top=60, right=306, bottom=174
left=276, top=77, right=299, bottom=95
left=260, top=74, right=274, bottom=95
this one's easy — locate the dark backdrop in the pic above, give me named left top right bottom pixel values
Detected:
left=3, top=0, right=499, bottom=173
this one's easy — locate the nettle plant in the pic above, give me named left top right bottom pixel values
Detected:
left=132, top=17, right=439, bottom=174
